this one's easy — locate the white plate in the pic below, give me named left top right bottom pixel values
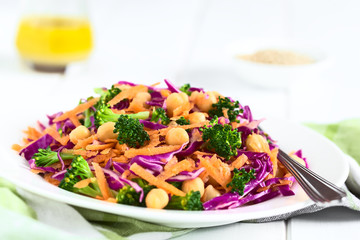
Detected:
left=0, top=119, right=349, bottom=228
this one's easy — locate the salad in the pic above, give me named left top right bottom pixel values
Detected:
left=12, top=79, right=308, bottom=210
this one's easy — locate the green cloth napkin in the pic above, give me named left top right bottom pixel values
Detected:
left=1, top=119, right=360, bottom=240
left=306, top=119, right=360, bottom=165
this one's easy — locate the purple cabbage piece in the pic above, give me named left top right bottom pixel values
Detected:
left=189, top=87, right=204, bottom=93
left=112, top=99, right=130, bottom=110
left=239, top=105, right=253, bottom=122
left=105, top=159, right=113, bottom=169
left=99, top=167, right=125, bottom=191
left=167, top=168, right=205, bottom=182
left=139, top=120, right=167, bottom=130
left=113, top=162, right=129, bottom=175
left=237, top=126, right=252, bottom=147
left=117, top=81, right=137, bottom=87
left=203, top=151, right=273, bottom=210
left=164, top=79, right=180, bottom=93
left=28, top=159, right=56, bottom=173
left=20, top=134, right=54, bottom=160
left=176, top=140, right=203, bottom=158
left=130, top=143, right=186, bottom=174
left=101, top=167, right=144, bottom=201
left=52, top=169, right=67, bottom=181
left=293, top=149, right=309, bottom=168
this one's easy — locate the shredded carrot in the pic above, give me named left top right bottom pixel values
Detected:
left=229, top=154, right=248, bottom=170
left=44, top=173, right=60, bottom=186
left=74, top=178, right=92, bottom=189
left=150, top=82, right=161, bottom=87
left=54, top=97, right=99, bottom=122
left=126, top=101, right=147, bottom=113
left=24, top=126, right=42, bottom=141
left=269, top=148, right=279, bottom=178
left=160, top=89, right=171, bottom=98
left=95, top=196, right=104, bottom=200
left=108, top=85, right=148, bottom=107
left=112, top=156, right=129, bottom=163
left=86, top=143, right=115, bottom=151
left=92, top=151, right=113, bottom=163
left=199, top=155, right=231, bottom=190
left=164, top=156, right=178, bottom=171
left=124, top=144, right=182, bottom=158
left=69, top=115, right=81, bottom=127
left=92, top=162, right=112, bottom=200
left=104, top=139, right=119, bottom=143
left=158, top=159, right=195, bottom=181
left=100, top=148, right=112, bottom=155
left=12, top=144, right=22, bottom=152
left=44, top=127, right=69, bottom=146
left=74, top=135, right=97, bottom=149
left=130, top=163, right=186, bottom=196
left=106, top=197, right=117, bottom=203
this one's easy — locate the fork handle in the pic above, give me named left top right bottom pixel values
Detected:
left=278, top=149, right=347, bottom=203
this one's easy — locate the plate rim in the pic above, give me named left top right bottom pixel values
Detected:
left=0, top=118, right=349, bottom=228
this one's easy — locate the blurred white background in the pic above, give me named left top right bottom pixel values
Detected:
left=0, top=0, right=359, bottom=122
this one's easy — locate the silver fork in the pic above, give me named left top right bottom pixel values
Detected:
left=259, top=126, right=347, bottom=203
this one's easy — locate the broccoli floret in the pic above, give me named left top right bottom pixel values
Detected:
left=200, top=119, right=242, bottom=160
left=114, top=115, right=150, bottom=148
left=179, top=83, right=191, bottom=96
left=150, top=108, right=170, bottom=125
left=166, top=191, right=203, bottom=210
left=176, top=116, right=190, bottom=126
left=95, top=85, right=121, bottom=106
left=33, top=147, right=76, bottom=167
left=116, top=178, right=155, bottom=206
left=209, top=97, right=242, bottom=123
left=95, top=103, right=150, bottom=127
left=227, top=168, right=255, bottom=195
left=58, top=156, right=102, bottom=198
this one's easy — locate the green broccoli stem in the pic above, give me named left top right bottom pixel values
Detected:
left=34, top=149, right=76, bottom=167
left=95, top=106, right=150, bottom=127
left=166, top=191, right=203, bottom=210
left=75, top=179, right=102, bottom=198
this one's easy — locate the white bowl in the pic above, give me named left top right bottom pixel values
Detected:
left=228, top=40, right=331, bottom=89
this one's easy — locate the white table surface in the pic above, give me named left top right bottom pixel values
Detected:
left=0, top=0, right=360, bottom=239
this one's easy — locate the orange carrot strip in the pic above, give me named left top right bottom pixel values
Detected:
left=106, top=198, right=117, bottom=203
left=92, top=162, right=112, bottom=200
left=85, top=143, right=115, bottom=151
left=199, top=155, right=231, bottom=190
left=54, top=97, right=99, bottom=122
left=44, top=173, right=60, bottom=186
left=95, top=196, right=104, bottom=200
left=158, top=159, right=194, bottom=181
left=108, top=85, right=148, bottom=107
left=92, top=152, right=113, bottom=163
left=150, top=82, right=161, bottom=87
left=104, top=139, right=119, bottom=143
left=130, top=163, right=186, bottom=196
left=124, top=145, right=182, bottom=158
left=112, top=156, right=129, bottom=163
left=269, top=148, right=279, bottom=178
left=12, top=144, right=22, bottom=152
left=74, top=178, right=92, bottom=189
left=229, top=154, right=248, bottom=170
left=44, top=127, right=69, bottom=146
left=69, top=115, right=81, bottom=127
left=74, top=135, right=97, bottom=149
left=100, top=148, right=112, bottom=155
left=160, top=89, right=171, bottom=98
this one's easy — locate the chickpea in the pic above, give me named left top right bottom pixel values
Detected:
left=145, top=188, right=169, bottom=209
left=97, top=122, right=118, bottom=142
left=69, top=125, right=91, bottom=144
left=182, top=177, right=205, bottom=197
left=191, top=91, right=217, bottom=112
left=245, top=134, right=270, bottom=153
left=202, top=185, right=221, bottom=202
left=134, top=92, right=151, bottom=105
left=188, top=112, right=206, bottom=124
left=165, top=128, right=189, bottom=145
left=165, top=93, right=188, bottom=116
